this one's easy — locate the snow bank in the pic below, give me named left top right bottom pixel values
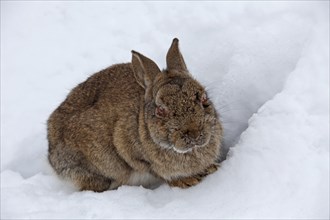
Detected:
left=1, top=1, right=329, bottom=219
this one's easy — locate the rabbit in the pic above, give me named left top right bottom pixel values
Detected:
left=47, top=38, right=223, bottom=192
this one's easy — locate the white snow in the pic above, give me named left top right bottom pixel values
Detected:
left=1, top=1, right=329, bottom=219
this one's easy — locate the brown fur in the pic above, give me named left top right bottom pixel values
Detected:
left=47, top=38, right=223, bottom=192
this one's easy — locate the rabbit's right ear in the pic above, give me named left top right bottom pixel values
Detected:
left=131, top=50, right=161, bottom=89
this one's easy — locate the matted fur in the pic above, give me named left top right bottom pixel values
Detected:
left=47, top=38, right=222, bottom=192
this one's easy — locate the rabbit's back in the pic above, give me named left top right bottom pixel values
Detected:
left=48, top=63, right=142, bottom=142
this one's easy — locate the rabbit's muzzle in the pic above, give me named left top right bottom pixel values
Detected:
left=171, top=129, right=210, bottom=153
left=181, top=130, right=207, bottom=148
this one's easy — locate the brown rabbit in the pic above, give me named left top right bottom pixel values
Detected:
left=47, top=38, right=223, bottom=192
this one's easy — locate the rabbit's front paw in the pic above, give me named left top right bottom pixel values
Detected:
left=168, top=176, right=202, bottom=188
left=203, top=163, right=219, bottom=176
left=168, top=164, right=219, bottom=189
left=196, top=164, right=219, bottom=178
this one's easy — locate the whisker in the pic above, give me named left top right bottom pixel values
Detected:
left=221, top=120, right=248, bottom=125
left=218, top=108, right=247, bottom=114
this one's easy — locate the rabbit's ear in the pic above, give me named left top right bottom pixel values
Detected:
left=166, top=38, right=188, bottom=72
left=132, top=50, right=161, bottom=89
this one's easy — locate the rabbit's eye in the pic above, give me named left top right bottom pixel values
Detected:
left=195, top=92, right=209, bottom=108
left=201, top=93, right=209, bottom=108
left=155, top=106, right=168, bottom=118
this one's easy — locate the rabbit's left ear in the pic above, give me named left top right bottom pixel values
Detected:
left=166, top=38, right=188, bottom=72
left=131, top=50, right=161, bottom=89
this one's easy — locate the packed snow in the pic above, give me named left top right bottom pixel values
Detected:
left=1, top=1, right=329, bottom=219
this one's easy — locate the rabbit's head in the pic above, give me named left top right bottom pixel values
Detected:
left=132, top=38, right=219, bottom=154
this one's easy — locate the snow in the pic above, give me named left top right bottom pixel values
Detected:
left=1, top=1, right=329, bottom=219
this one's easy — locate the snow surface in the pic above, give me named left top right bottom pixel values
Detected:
left=1, top=1, right=329, bottom=219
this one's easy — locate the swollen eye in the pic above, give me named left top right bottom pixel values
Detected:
left=155, top=106, right=167, bottom=118
left=201, top=94, right=207, bottom=104
left=201, top=94, right=209, bottom=108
